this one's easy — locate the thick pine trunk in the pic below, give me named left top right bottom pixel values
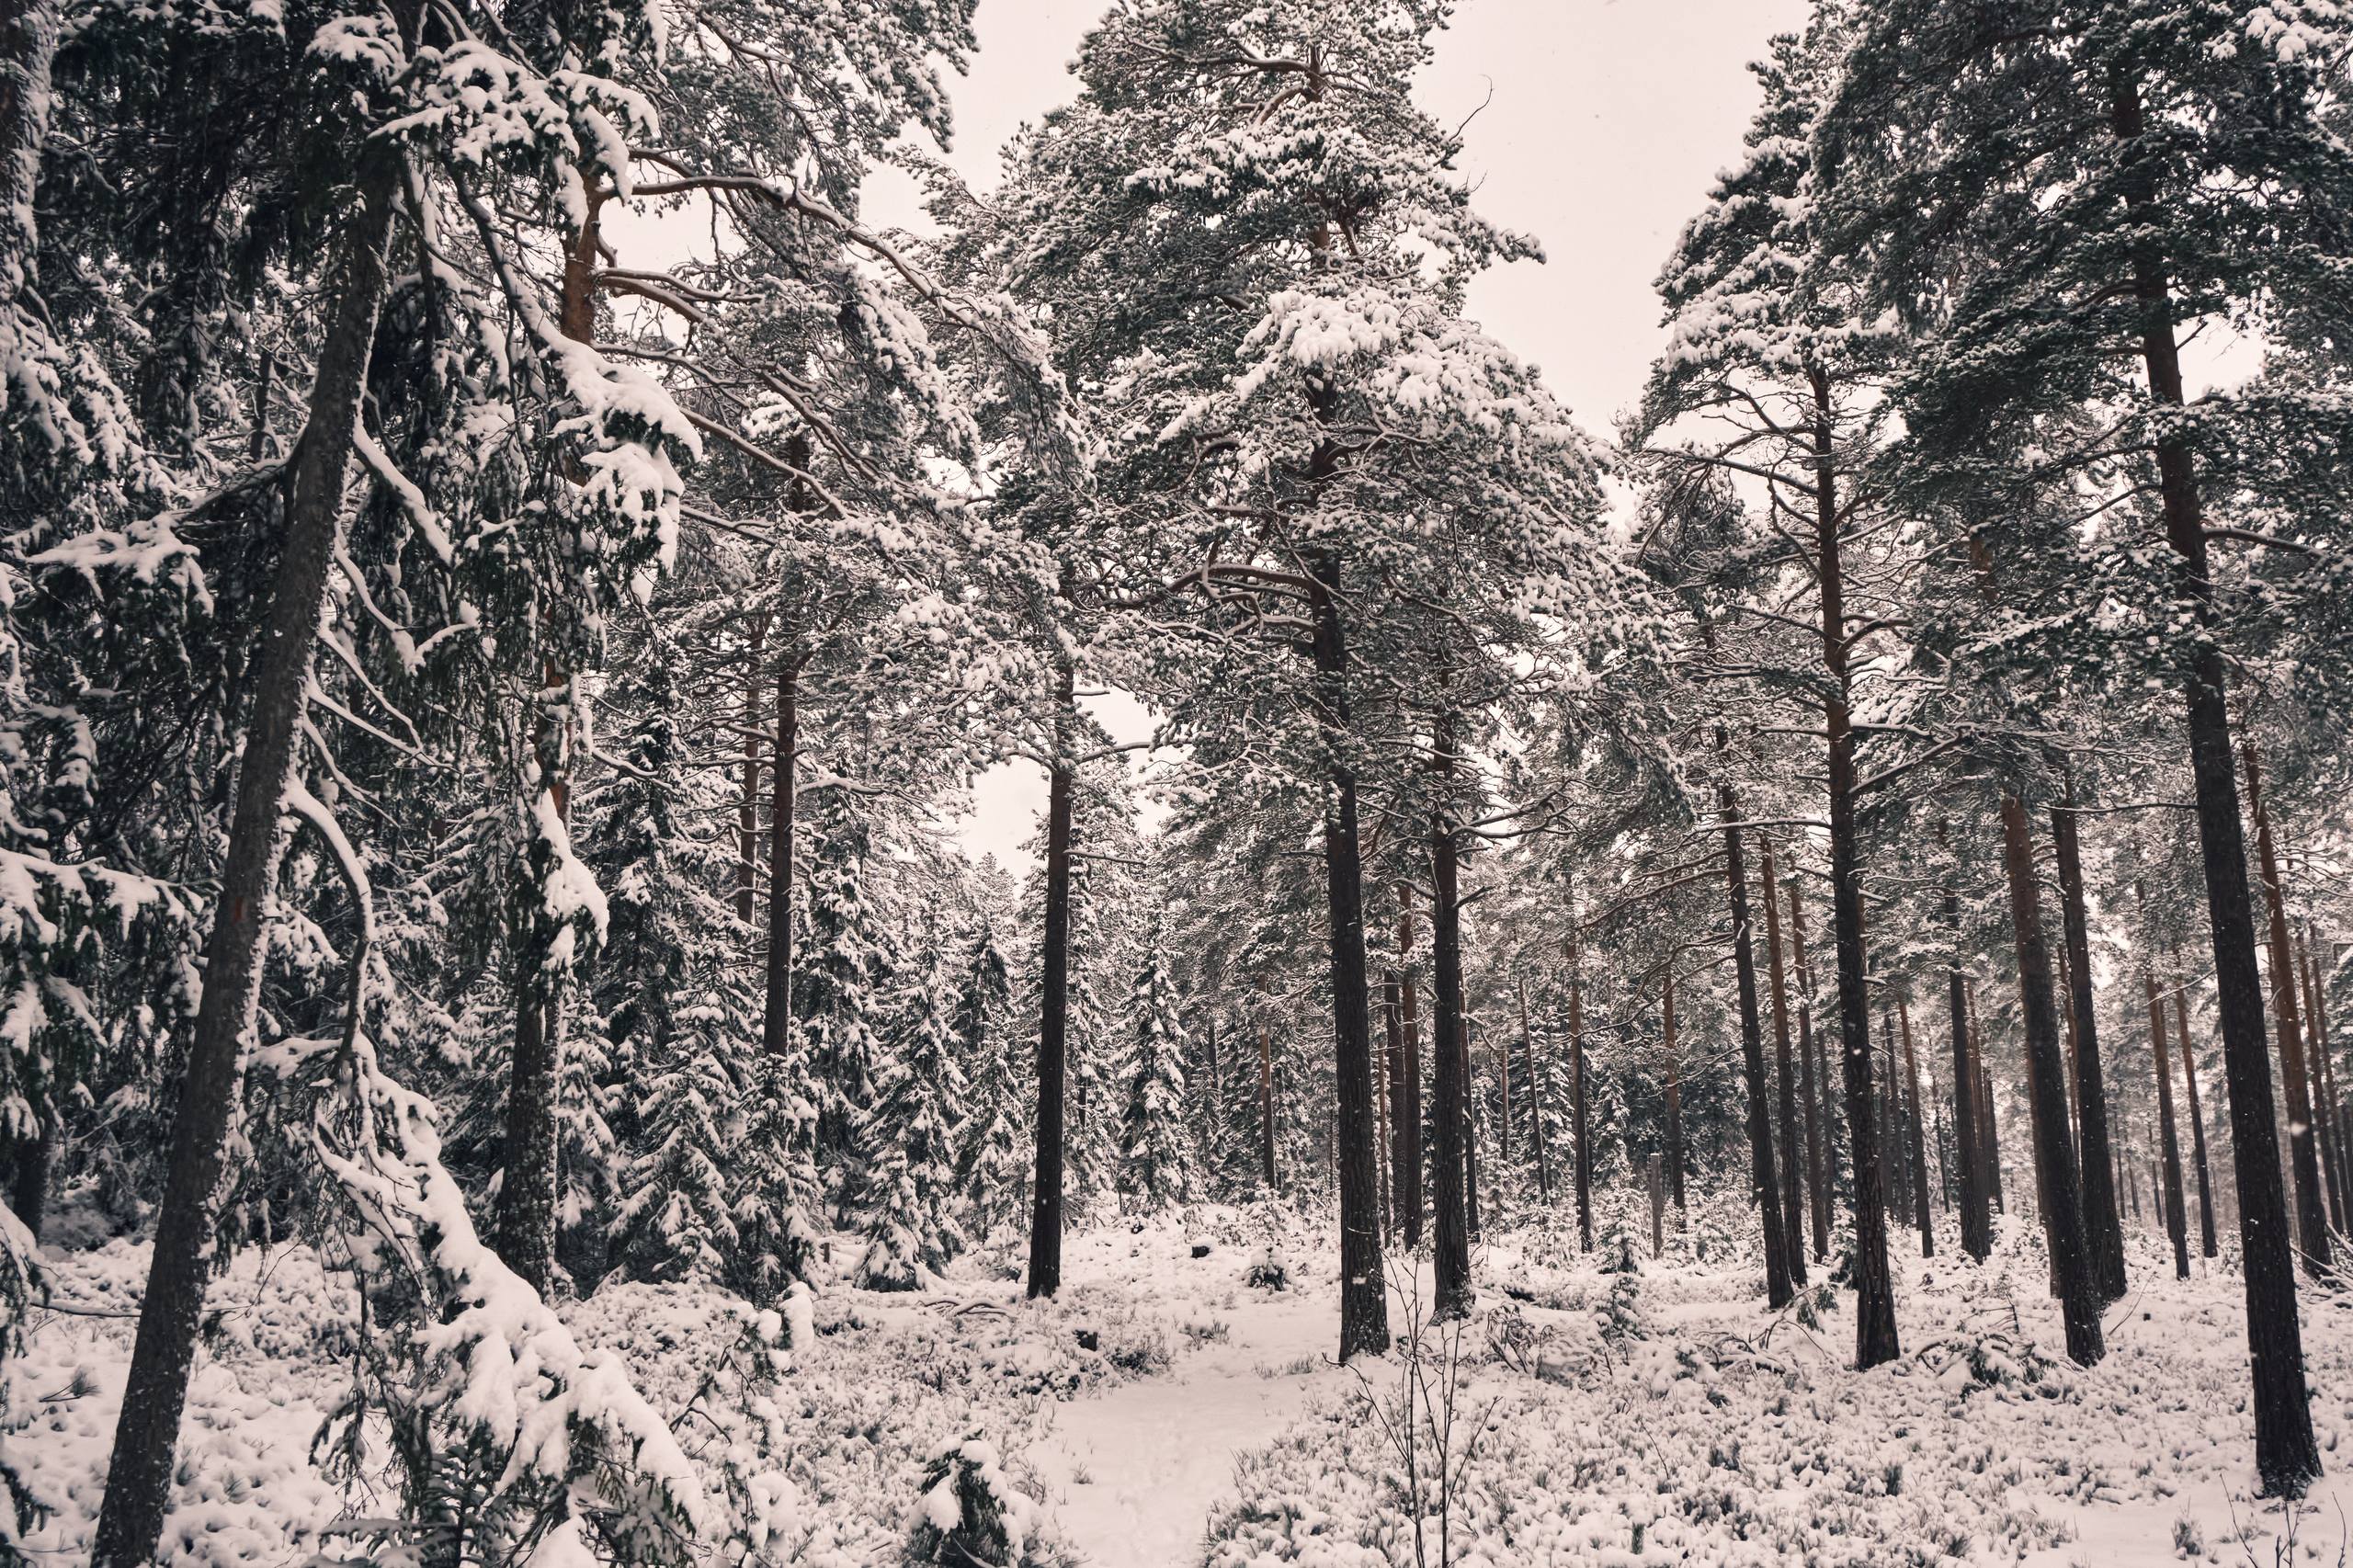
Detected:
left=1809, top=369, right=1898, bottom=1369
left=1304, top=549, right=1388, bottom=1361
left=2111, top=63, right=2316, bottom=1494
left=89, top=11, right=419, bottom=1551
left=2052, top=792, right=2127, bottom=1297
left=1722, top=785, right=1792, bottom=1307
left=1758, top=837, right=1808, bottom=1284
left=1429, top=793, right=1473, bottom=1318
left=2247, top=748, right=2329, bottom=1276
left=1026, top=663, right=1074, bottom=1300
left=1999, top=790, right=2104, bottom=1366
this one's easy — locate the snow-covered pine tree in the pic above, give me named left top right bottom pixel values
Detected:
left=1119, top=925, right=1195, bottom=1212
left=592, top=658, right=759, bottom=1287
left=951, top=916, right=1027, bottom=1241
left=858, top=932, right=967, bottom=1290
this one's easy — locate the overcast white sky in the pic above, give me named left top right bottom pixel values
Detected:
left=873, top=0, right=1813, bottom=867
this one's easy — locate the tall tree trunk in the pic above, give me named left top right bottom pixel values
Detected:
left=1662, top=969, right=1687, bottom=1212
left=1787, top=872, right=1831, bottom=1259
left=760, top=654, right=801, bottom=1059
left=1722, top=785, right=1792, bottom=1307
left=1519, top=980, right=1551, bottom=1199
left=1396, top=886, right=1424, bottom=1247
left=1944, top=861, right=1993, bottom=1260
left=1881, top=1008, right=1910, bottom=1234
left=1998, top=790, right=2105, bottom=1366
left=1381, top=974, right=1402, bottom=1236
left=1495, top=1017, right=1511, bottom=1169
left=2247, top=748, right=2329, bottom=1275
left=2052, top=790, right=2127, bottom=1298
left=1026, top=661, right=1075, bottom=1300
left=1567, top=915, right=1593, bottom=1253
left=1302, top=549, right=1388, bottom=1361
left=1429, top=792, right=1473, bottom=1318
left=2304, top=934, right=2350, bottom=1230
left=1899, top=999, right=1933, bottom=1257
left=1972, top=983, right=2005, bottom=1215
left=1807, top=367, right=1898, bottom=1366
left=2172, top=984, right=2219, bottom=1257
left=2149, top=970, right=2191, bottom=1279
left=1461, top=1017, right=1482, bottom=1242
left=1759, top=837, right=1808, bottom=1284
left=736, top=620, right=766, bottom=926
left=89, top=9, right=420, bottom=1551
left=2111, top=64, right=2317, bottom=1494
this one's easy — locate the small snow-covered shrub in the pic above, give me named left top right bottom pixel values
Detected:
left=1247, top=1248, right=1290, bottom=1291
left=905, top=1437, right=1072, bottom=1567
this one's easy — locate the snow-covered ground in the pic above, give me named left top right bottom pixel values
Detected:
left=6, top=1198, right=2353, bottom=1565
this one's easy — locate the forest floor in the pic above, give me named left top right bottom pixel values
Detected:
left=6, top=1194, right=2353, bottom=1565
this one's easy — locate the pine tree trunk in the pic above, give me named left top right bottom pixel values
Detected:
left=2247, top=748, right=2329, bottom=1276
left=2171, top=985, right=2219, bottom=1257
left=2304, top=935, right=2349, bottom=1229
left=1881, top=1010, right=1910, bottom=1234
left=736, top=619, right=766, bottom=927
left=1759, top=837, right=1808, bottom=1284
left=1461, top=1018, right=1482, bottom=1242
left=1998, top=790, right=2105, bottom=1366
left=1971, top=983, right=2005, bottom=1215
left=2110, top=62, right=2317, bottom=1494
left=1026, top=662, right=1074, bottom=1300
left=1495, top=1019, right=1511, bottom=1169
left=1722, top=786, right=1792, bottom=1307
left=761, top=657, right=800, bottom=1057
left=1787, top=872, right=1831, bottom=1260
left=2052, top=791, right=2127, bottom=1297
left=1381, top=975, right=1403, bottom=1235
left=1899, top=999, right=1933, bottom=1257
left=1808, top=368, right=1897, bottom=1368
left=2149, top=970, right=2192, bottom=1279
left=1429, top=793, right=1473, bottom=1319
left=1567, top=918, right=1593, bottom=1254
left=1944, top=864, right=1993, bottom=1260
left=1518, top=980, right=1551, bottom=1200
left=1662, top=969, right=1686, bottom=1212
left=1303, top=548, right=1388, bottom=1361
left=89, top=8, right=419, bottom=1551
left=1396, top=886, right=1425, bottom=1247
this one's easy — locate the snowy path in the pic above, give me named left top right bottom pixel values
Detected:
left=1028, top=1278, right=1353, bottom=1567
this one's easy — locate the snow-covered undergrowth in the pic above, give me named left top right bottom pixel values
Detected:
left=0, top=1218, right=1193, bottom=1567
left=1206, top=1199, right=2353, bottom=1568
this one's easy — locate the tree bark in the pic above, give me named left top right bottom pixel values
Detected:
left=1567, top=916, right=1593, bottom=1253
left=1461, top=1017, right=1482, bottom=1242
left=1429, top=790, right=1473, bottom=1319
left=1998, top=790, right=2104, bottom=1366
left=2246, top=747, right=2329, bottom=1277
left=1787, top=872, right=1831, bottom=1259
left=2111, top=62, right=2317, bottom=1494
left=1518, top=979, right=1551, bottom=1199
left=90, top=7, right=420, bottom=1551
left=1758, top=837, right=1808, bottom=1284
left=1026, top=660, right=1074, bottom=1300
left=1395, top=887, right=1424, bottom=1248
left=1808, top=366, right=1898, bottom=1369
left=1302, top=549, right=1388, bottom=1360
left=2304, top=934, right=2350, bottom=1232
left=1944, top=860, right=1992, bottom=1260
left=1899, top=999, right=1932, bottom=1257
left=1661, top=969, right=1686, bottom=1212
left=1722, top=787, right=1792, bottom=1307
left=2170, top=985, right=2218, bottom=1258
left=2052, top=790, right=2127, bottom=1298
left=736, top=619, right=766, bottom=927
left=2148, top=970, right=2191, bottom=1279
